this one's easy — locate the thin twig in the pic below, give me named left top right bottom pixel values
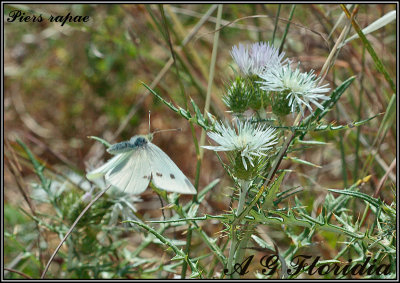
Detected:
left=11, top=86, right=53, bottom=138
left=4, top=268, right=32, bottom=279
left=195, top=14, right=329, bottom=49
left=23, top=132, right=78, bottom=171
left=374, top=158, right=396, bottom=198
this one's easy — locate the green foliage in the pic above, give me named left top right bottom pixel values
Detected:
left=4, top=3, right=396, bottom=280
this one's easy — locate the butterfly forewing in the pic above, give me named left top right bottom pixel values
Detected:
left=147, top=143, right=197, bottom=194
left=105, top=148, right=152, bottom=195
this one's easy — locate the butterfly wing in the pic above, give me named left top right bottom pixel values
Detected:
left=147, top=143, right=196, bottom=194
left=86, top=152, right=132, bottom=180
left=105, top=148, right=152, bottom=195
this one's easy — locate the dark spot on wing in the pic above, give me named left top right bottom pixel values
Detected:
left=170, top=174, right=175, bottom=179
left=156, top=172, right=163, bottom=177
left=143, top=175, right=150, bottom=180
left=185, top=178, right=192, bottom=187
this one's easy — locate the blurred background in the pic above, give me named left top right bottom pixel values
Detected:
left=4, top=4, right=396, bottom=279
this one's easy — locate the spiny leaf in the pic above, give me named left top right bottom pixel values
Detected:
left=142, top=82, right=210, bottom=130
left=190, top=98, right=208, bottom=129
left=263, top=172, right=286, bottom=209
left=142, top=81, right=179, bottom=112
left=328, top=189, right=382, bottom=208
left=272, top=113, right=381, bottom=132
left=252, top=210, right=365, bottom=239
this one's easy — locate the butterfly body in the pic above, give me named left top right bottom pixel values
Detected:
left=107, top=135, right=150, bottom=155
left=87, top=135, right=196, bottom=195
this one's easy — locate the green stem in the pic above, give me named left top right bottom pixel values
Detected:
left=199, top=4, right=223, bottom=159
left=278, top=4, right=296, bottom=53
left=226, top=179, right=251, bottom=278
left=227, top=229, right=238, bottom=278
left=271, top=4, right=281, bottom=45
left=236, top=180, right=250, bottom=217
left=181, top=5, right=222, bottom=278
left=233, top=225, right=253, bottom=271
left=181, top=225, right=193, bottom=278
left=207, top=238, right=230, bottom=278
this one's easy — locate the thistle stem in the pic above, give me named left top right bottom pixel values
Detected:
left=227, top=179, right=251, bottom=278
left=236, top=180, right=251, bottom=217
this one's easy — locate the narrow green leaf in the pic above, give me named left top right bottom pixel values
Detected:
left=274, top=186, right=303, bottom=205
left=142, top=82, right=179, bottom=112
left=279, top=5, right=296, bottom=53
left=294, top=138, right=328, bottom=145
left=263, top=172, right=286, bottom=209
left=284, top=156, right=322, bottom=168
left=343, top=10, right=396, bottom=45
left=378, top=94, right=396, bottom=137
left=328, top=189, right=381, bottom=208
left=142, top=82, right=211, bottom=130
left=191, top=99, right=208, bottom=129
left=271, top=4, right=281, bottom=45
left=88, top=136, right=111, bottom=148
left=16, top=138, right=49, bottom=191
left=303, top=76, right=356, bottom=127
left=341, top=5, right=396, bottom=93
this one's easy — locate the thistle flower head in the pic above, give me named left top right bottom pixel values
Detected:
left=222, top=77, right=249, bottom=114
left=231, top=42, right=287, bottom=77
left=258, top=64, right=330, bottom=116
left=202, top=119, right=278, bottom=172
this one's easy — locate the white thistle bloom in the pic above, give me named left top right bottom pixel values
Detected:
left=231, top=42, right=287, bottom=76
left=259, top=64, right=330, bottom=116
left=202, top=119, right=278, bottom=170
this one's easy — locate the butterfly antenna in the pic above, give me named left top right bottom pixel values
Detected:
left=152, top=128, right=182, bottom=136
left=148, top=110, right=151, bottom=134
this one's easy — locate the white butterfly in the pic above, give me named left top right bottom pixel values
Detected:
left=86, top=134, right=197, bottom=195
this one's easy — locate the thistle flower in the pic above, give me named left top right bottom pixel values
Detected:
left=202, top=119, right=278, bottom=173
left=231, top=42, right=287, bottom=77
left=258, top=64, right=330, bottom=116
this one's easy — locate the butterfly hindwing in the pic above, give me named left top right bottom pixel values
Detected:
left=147, top=143, right=196, bottom=194
left=105, top=148, right=151, bottom=195
left=87, top=152, right=132, bottom=180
